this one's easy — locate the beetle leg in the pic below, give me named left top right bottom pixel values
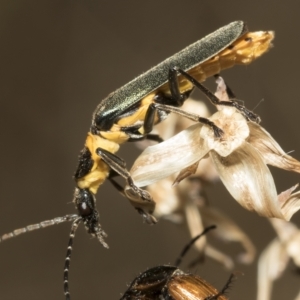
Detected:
left=96, top=148, right=157, bottom=224
left=142, top=68, right=192, bottom=135
left=146, top=102, right=224, bottom=137
left=175, top=68, right=260, bottom=123
left=107, top=170, right=124, bottom=194
left=126, top=132, right=163, bottom=142
left=167, top=67, right=192, bottom=106
left=142, top=67, right=191, bottom=135
left=145, top=133, right=164, bottom=143
left=142, top=102, right=158, bottom=135
left=108, top=175, right=126, bottom=197
left=143, top=68, right=223, bottom=138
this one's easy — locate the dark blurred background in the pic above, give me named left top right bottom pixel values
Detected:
left=1, top=1, right=300, bottom=299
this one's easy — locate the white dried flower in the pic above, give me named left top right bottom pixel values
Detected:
left=127, top=77, right=300, bottom=221
left=134, top=95, right=255, bottom=268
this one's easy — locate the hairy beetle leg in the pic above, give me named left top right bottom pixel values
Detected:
left=175, top=68, right=260, bottom=123
left=96, top=147, right=157, bottom=224
left=147, top=102, right=224, bottom=138
left=142, top=68, right=223, bottom=138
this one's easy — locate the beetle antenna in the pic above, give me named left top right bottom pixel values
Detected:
left=219, top=273, right=235, bottom=296
left=174, top=225, right=216, bottom=267
left=205, top=273, right=235, bottom=300
left=64, top=217, right=82, bottom=300
left=0, top=214, right=78, bottom=243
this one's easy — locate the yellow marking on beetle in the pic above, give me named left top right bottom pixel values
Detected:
left=86, top=133, right=120, bottom=159
left=77, top=133, right=120, bottom=194
left=99, top=130, right=130, bottom=144
left=77, top=164, right=109, bottom=194
left=159, top=30, right=274, bottom=95
left=116, top=93, right=157, bottom=127
left=113, top=92, right=162, bottom=137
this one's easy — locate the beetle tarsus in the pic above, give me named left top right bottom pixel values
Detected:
left=232, top=102, right=261, bottom=123
left=136, top=208, right=157, bottom=225
left=213, top=125, right=224, bottom=138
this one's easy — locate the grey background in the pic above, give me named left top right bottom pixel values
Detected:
left=1, top=1, right=300, bottom=299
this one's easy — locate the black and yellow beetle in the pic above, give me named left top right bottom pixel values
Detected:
left=75, top=20, right=273, bottom=236
left=121, top=226, right=233, bottom=300
left=0, top=21, right=273, bottom=299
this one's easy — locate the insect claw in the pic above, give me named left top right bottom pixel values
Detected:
left=136, top=208, right=157, bottom=225
left=251, top=113, right=261, bottom=123
left=213, top=125, right=224, bottom=138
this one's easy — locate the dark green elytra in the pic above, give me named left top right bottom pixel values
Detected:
left=93, top=21, right=247, bottom=130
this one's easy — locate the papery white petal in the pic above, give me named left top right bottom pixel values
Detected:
left=214, top=76, right=230, bottom=103
left=277, top=184, right=299, bottom=206
left=194, top=155, right=219, bottom=182
left=201, top=107, right=249, bottom=157
left=177, top=99, right=211, bottom=132
left=257, top=238, right=289, bottom=300
left=184, top=201, right=206, bottom=251
left=280, top=189, right=300, bottom=221
left=147, top=177, right=181, bottom=218
left=248, top=122, right=300, bottom=173
left=173, top=161, right=200, bottom=185
left=210, top=142, right=284, bottom=219
left=201, top=206, right=255, bottom=264
left=130, top=123, right=210, bottom=187
left=136, top=99, right=211, bottom=150
left=175, top=155, right=219, bottom=183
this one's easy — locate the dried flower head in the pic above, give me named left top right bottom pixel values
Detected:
left=127, top=77, right=300, bottom=221
left=136, top=97, right=255, bottom=268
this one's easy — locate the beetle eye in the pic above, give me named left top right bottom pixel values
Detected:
left=78, top=202, right=93, bottom=216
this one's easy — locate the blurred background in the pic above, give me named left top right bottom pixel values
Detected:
left=1, top=1, right=300, bottom=299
